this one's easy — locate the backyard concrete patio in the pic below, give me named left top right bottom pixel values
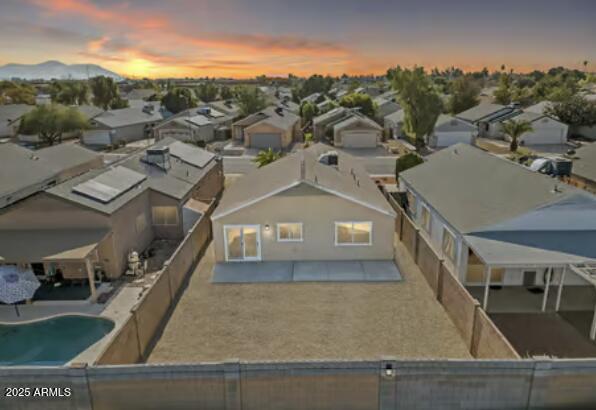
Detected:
left=212, top=260, right=402, bottom=283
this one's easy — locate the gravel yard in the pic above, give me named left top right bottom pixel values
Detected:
left=148, top=236, right=471, bottom=363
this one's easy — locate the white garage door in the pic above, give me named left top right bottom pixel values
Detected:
left=433, top=131, right=474, bottom=148
left=250, top=133, right=282, bottom=149
left=521, top=128, right=566, bottom=145
left=82, top=130, right=112, bottom=146
left=341, top=130, right=378, bottom=148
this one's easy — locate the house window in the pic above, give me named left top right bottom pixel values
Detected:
left=406, top=189, right=417, bottom=217
left=277, top=223, right=303, bottom=242
left=442, top=228, right=457, bottom=263
left=335, top=222, right=372, bottom=246
left=420, top=205, right=432, bottom=234
left=152, top=206, right=178, bottom=226
left=135, top=213, right=147, bottom=234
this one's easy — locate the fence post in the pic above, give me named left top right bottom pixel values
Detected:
left=224, top=360, right=242, bottom=410
left=68, top=363, right=93, bottom=410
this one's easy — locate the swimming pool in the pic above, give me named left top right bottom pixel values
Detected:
left=0, top=315, right=115, bottom=366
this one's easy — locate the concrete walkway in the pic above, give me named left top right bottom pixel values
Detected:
left=212, top=260, right=401, bottom=283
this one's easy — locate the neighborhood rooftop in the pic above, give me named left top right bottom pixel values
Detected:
left=572, top=143, right=596, bottom=184
left=212, top=143, right=395, bottom=220
left=400, top=143, right=579, bottom=233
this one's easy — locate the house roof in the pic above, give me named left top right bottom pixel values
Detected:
left=333, top=114, right=382, bottom=132
left=92, top=105, right=165, bottom=129
left=455, top=103, right=512, bottom=123
left=572, top=142, right=596, bottom=183
left=510, top=111, right=546, bottom=123
left=47, top=138, right=217, bottom=214
left=384, top=109, right=404, bottom=123
left=73, top=105, right=104, bottom=120
left=0, top=104, right=35, bottom=126
left=212, top=143, right=395, bottom=220
left=35, top=143, right=101, bottom=171
left=125, top=88, right=158, bottom=101
left=0, top=143, right=58, bottom=199
left=525, top=101, right=553, bottom=115
left=241, top=106, right=299, bottom=132
left=400, top=144, right=580, bottom=233
left=208, top=100, right=241, bottom=117
left=313, top=107, right=347, bottom=126
left=434, top=114, right=476, bottom=130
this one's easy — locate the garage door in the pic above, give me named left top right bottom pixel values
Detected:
left=250, top=133, right=282, bottom=149
left=433, top=131, right=474, bottom=148
left=341, top=130, right=378, bottom=148
left=82, top=130, right=112, bottom=146
left=521, top=129, right=566, bottom=145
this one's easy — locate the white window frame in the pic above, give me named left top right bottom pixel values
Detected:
left=223, top=224, right=261, bottom=262
left=152, top=206, right=179, bottom=226
left=276, top=222, right=303, bottom=242
left=420, top=204, right=432, bottom=234
left=334, top=221, right=373, bottom=246
left=441, top=226, right=457, bottom=263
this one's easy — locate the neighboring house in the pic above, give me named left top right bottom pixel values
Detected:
left=507, top=111, right=569, bottom=146
left=35, top=94, right=52, bottom=105
left=313, top=107, right=349, bottom=140
left=427, top=114, right=477, bottom=149
left=316, top=99, right=336, bottom=114
left=527, top=100, right=594, bottom=141
left=373, top=96, right=400, bottom=123
left=525, top=101, right=554, bottom=115
left=0, top=142, right=103, bottom=209
left=0, top=138, right=223, bottom=298
left=384, top=109, right=405, bottom=140
left=82, top=104, right=166, bottom=147
left=207, top=100, right=242, bottom=120
left=271, top=97, right=300, bottom=115
left=0, top=104, right=35, bottom=138
left=399, top=144, right=595, bottom=301
left=211, top=143, right=396, bottom=263
left=568, top=143, right=596, bottom=194
left=456, top=103, right=520, bottom=138
left=125, top=88, right=159, bottom=102
left=154, top=106, right=234, bottom=142
left=232, top=106, right=300, bottom=150
left=301, top=93, right=322, bottom=105
left=333, top=114, right=383, bottom=149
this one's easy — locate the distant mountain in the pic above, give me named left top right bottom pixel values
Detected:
left=0, top=60, right=124, bottom=81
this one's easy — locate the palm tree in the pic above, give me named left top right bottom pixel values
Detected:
left=253, top=148, right=282, bottom=168
left=583, top=60, right=589, bottom=72
left=501, top=119, right=534, bottom=152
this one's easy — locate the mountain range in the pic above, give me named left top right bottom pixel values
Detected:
left=0, top=61, right=124, bottom=81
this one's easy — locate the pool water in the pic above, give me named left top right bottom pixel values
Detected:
left=0, top=315, right=115, bottom=366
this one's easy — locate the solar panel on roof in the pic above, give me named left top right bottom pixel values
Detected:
left=72, top=166, right=146, bottom=203
left=168, top=141, right=215, bottom=169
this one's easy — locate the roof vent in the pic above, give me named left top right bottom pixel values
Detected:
left=275, top=107, right=284, bottom=116
left=142, top=104, right=155, bottom=114
left=144, top=146, right=171, bottom=170
left=198, top=107, right=211, bottom=116
left=318, top=151, right=339, bottom=167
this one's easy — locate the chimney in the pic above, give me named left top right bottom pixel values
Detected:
left=145, top=146, right=171, bottom=170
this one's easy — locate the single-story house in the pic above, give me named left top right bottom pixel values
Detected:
left=399, top=144, right=595, bottom=312
left=273, top=97, right=300, bottom=115
left=373, top=96, right=401, bottom=123
left=313, top=107, right=349, bottom=140
left=0, top=142, right=103, bottom=209
left=316, top=99, right=336, bottom=114
left=568, top=143, right=596, bottom=194
left=207, top=100, right=241, bottom=120
left=525, top=101, right=554, bottom=115
left=82, top=103, right=167, bottom=147
left=232, top=106, right=301, bottom=150
left=527, top=100, right=595, bottom=141
left=506, top=111, right=568, bottom=146
left=301, top=93, right=322, bottom=105
left=124, top=88, right=159, bottom=102
left=154, top=109, right=215, bottom=144
left=384, top=109, right=405, bottom=139
left=211, top=143, right=396, bottom=263
left=0, top=104, right=35, bottom=138
left=0, top=139, right=223, bottom=300
left=456, top=103, right=520, bottom=138
left=333, top=114, right=383, bottom=149
left=427, top=114, right=477, bottom=148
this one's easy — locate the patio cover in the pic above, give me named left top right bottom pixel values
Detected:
left=0, top=229, right=109, bottom=263
left=464, top=231, right=596, bottom=268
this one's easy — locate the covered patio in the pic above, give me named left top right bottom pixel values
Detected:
left=212, top=260, right=402, bottom=283
left=0, top=229, right=109, bottom=302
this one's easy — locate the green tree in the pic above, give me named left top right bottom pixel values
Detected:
left=338, top=93, right=376, bottom=117
left=253, top=148, right=282, bottom=168
left=89, top=76, right=123, bottom=110
left=297, top=74, right=334, bottom=99
left=395, top=153, right=424, bottom=178
left=500, top=119, right=534, bottom=152
left=447, top=76, right=480, bottom=114
left=49, top=81, right=89, bottom=105
left=0, top=81, right=36, bottom=105
left=391, top=66, right=443, bottom=151
left=162, top=88, right=197, bottom=114
left=493, top=73, right=513, bottom=105
left=220, top=85, right=233, bottom=100
left=18, top=104, right=88, bottom=146
left=196, top=83, right=218, bottom=103
left=300, top=101, right=318, bottom=125
left=546, top=96, right=596, bottom=126
left=235, top=86, right=267, bottom=116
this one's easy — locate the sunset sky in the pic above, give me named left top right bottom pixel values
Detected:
left=0, top=0, right=594, bottom=78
